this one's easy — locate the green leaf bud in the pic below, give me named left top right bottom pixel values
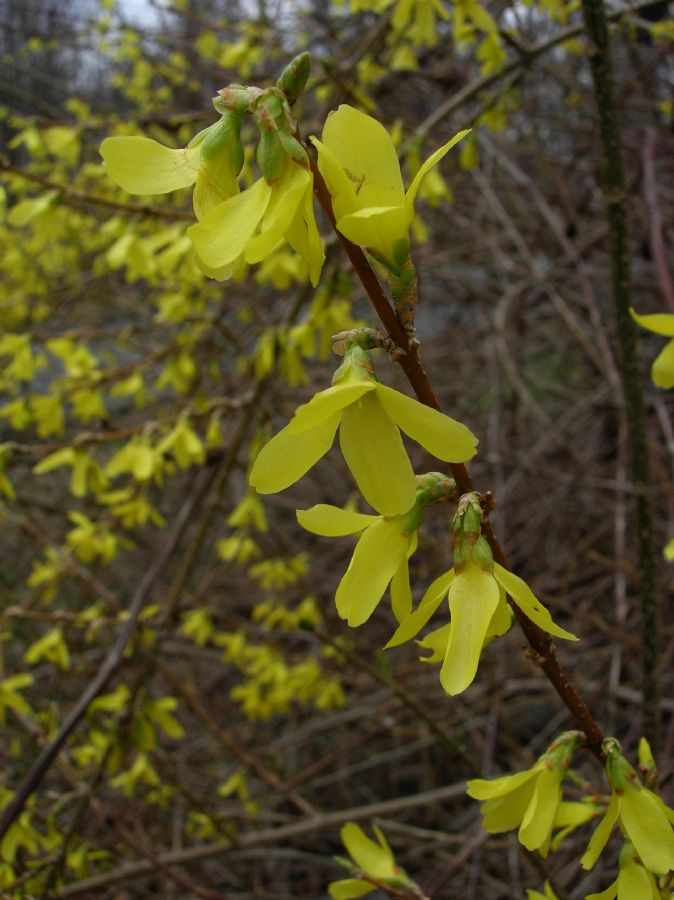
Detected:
left=276, top=52, right=311, bottom=103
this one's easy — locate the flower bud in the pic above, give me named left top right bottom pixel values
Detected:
left=214, top=84, right=255, bottom=113
left=256, top=129, right=285, bottom=183
left=276, top=52, right=311, bottom=104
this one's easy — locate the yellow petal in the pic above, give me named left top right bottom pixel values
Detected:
left=467, top=768, right=540, bottom=801
left=493, top=564, right=577, bottom=641
left=390, top=545, right=413, bottom=622
left=335, top=518, right=408, bottom=625
left=620, top=785, right=674, bottom=875
left=296, top=504, right=376, bottom=536
left=336, top=205, right=412, bottom=261
left=322, top=105, right=405, bottom=207
left=249, top=414, right=340, bottom=494
left=417, top=622, right=451, bottom=663
left=340, top=823, right=396, bottom=880
left=288, top=383, right=375, bottom=434
left=100, top=136, right=200, bottom=194
left=284, top=180, right=325, bottom=286
left=193, top=153, right=240, bottom=220
left=480, top=779, right=539, bottom=833
left=339, top=392, right=417, bottom=516
left=519, top=768, right=562, bottom=851
left=188, top=177, right=271, bottom=268
left=616, top=858, right=660, bottom=900
left=375, top=383, right=478, bottom=462
left=651, top=339, right=674, bottom=389
left=581, top=793, right=620, bottom=870
left=405, top=130, right=470, bottom=206
left=329, top=878, right=376, bottom=899
left=440, top=565, right=499, bottom=695
left=630, top=309, right=674, bottom=336
left=310, top=136, right=360, bottom=222
left=385, top=569, right=453, bottom=648
left=245, top=165, right=310, bottom=264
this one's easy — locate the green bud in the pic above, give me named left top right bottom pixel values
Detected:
left=638, top=737, right=658, bottom=788
left=277, top=130, right=309, bottom=167
left=256, top=129, right=285, bottom=183
left=544, top=730, right=583, bottom=769
left=215, top=84, right=255, bottom=113
left=200, top=111, right=244, bottom=175
left=471, top=536, right=494, bottom=571
left=414, top=472, right=456, bottom=504
left=331, top=344, right=376, bottom=386
left=460, top=501, right=483, bottom=536
left=391, top=237, right=411, bottom=274
left=259, top=91, right=285, bottom=126
left=603, top=739, right=641, bottom=792
left=276, top=52, right=311, bottom=103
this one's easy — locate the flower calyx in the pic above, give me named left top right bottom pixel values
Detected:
left=452, top=491, right=492, bottom=573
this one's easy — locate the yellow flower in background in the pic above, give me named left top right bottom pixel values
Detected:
left=311, top=104, right=468, bottom=272
left=630, top=308, right=674, bottom=389
left=467, top=732, right=582, bottom=855
left=386, top=559, right=576, bottom=696
left=582, top=739, right=674, bottom=876
left=526, top=882, right=558, bottom=900
left=249, top=345, right=477, bottom=517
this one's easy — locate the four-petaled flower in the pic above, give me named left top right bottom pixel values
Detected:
left=328, top=822, right=412, bottom=900
left=467, top=732, right=582, bottom=854
left=250, top=345, right=477, bottom=517
left=386, top=560, right=576, bottom=695
left=297, top=480, right=435, bottom=627
left=586, top=840, right=668, bottom=900
left=311, top=104, right=468, bottom=272
left=630, top=308, right=674, bottom=389
left=581, top=739, right=674, bottom=876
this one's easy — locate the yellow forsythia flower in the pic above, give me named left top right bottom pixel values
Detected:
left=581, top=739, right=674, bottom=876
left=249, top=345, right=476, bottom=517
left=586, top=840, right=669, bottom=900
left=328, top=822, right=412, bottom=899
left=311, top=104, right=468, bottom=272
left=467, top=731, right=582, bottom=854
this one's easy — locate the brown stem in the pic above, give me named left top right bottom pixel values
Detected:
left=310, top=158, right=605, bottom=758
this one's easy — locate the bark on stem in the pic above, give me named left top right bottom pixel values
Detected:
left=580, top=0, right=660, bottom=754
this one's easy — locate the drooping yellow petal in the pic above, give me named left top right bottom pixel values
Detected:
left=519, top=768, right=562, bottom=852
left=375, top=383, right=478, bottom=462
left=339, top=392, right=417, bottom=516
left=385, top=568, right=454, bottom=648
left=389, top=534, right=415, bottom=622
left=584, top=878, right=618, bottom=900
left=651, top=339, right=674, bottom=389
left=245, top=164, right=310, bottom=264
left=405, top=130, right=470, bottom=207
left=188, top=177, right=271, bottom=268
left=296, top=504, right=376, bottom=536
left=440, top=564, right=499, bottom=695
left=284, top=179, right=325, bottom=286
left=287, top=382, right=375, bottom=434
left=335, top=518, right=407, bottom=625
left=321, top=105, right=405, bottom=209
left=493, top=564, right=577, bottom=641
left=581, top=793, right=620, bottom=870
left=617, top=857, right=660, bottom=900
left=630, top=309, right=674, bottom=337
left=249, top=414, right=341, bottom=494
left=619, top=785, right=674, bottom=875
left=100, top=136, right=201, bottom=194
